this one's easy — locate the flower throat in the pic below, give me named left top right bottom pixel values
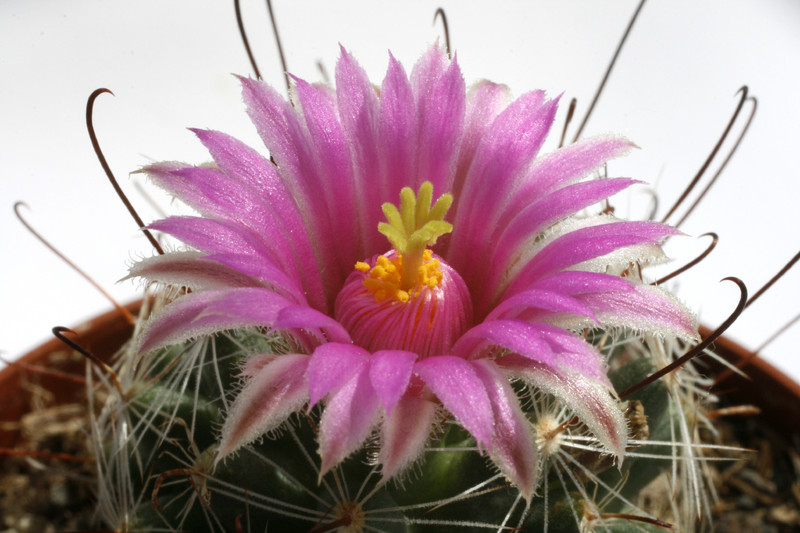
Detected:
left=334, top=182, right=472, bottom=357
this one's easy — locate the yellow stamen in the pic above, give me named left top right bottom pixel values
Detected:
left=376, top=181, right=453, bottom=290
left=357, top=250, right=444, bottom=303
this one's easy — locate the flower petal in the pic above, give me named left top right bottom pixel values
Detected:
left=149, top=216, right=272, bottom=261
left=485, top=288, right=600, bottom=324
left=379, top=395, right=439, bottom=480
left=217, top=353, right=310, bottom=461
left=577, top=283, right=698, bottom=340
left=452, top=319, right=555, bottom=365
left=528, top=270, right=634, bottom=295
left=125, top=251, right=263, bottom=290
left=137, top=288, right=293, bottom=353
left=414, top=54, right=465, bottom=194
left=293, top=77, right=355, bottom=276
left=306, top=343, right=369, bottom=407
left=414, top=355, right=494, bottom=451
left=275, top=305, right=352, bottom=344
left=527, top=322, right=611, bottom=382
left=489, top=178, right=640, bottom=278
left=452, top=91, right=557, bottom=268
left=510, top=135, right=635, bottom=209
left=368, top=350, right=418, bottom=416
left=472, top=359, right=538, bottom=500
left=335, top=46, right=382, bottom=255
left=318, top=364, right=381, bottom=475
left=201, top=252, right=306, bottom=304
left=498, top=354, right=627, bottom=461
left=239, top=76, right=340, bottom=267
left=410, top=45, right=450, bottom=100
left=453, top=319, right=608, bottom=382
left=451, top=81, right=512, bottom=200
left=190, top=128, right=329, bottom=311
left=143, top=161, right=221, bottom=216
left=501, top=220, right=679, bottom=303
left=378, top=53, right=417, bottom=204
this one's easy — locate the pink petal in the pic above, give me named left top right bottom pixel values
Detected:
left=153, top=164, right=283, bottom=237
left=149, top=217, right=305, bottom=300
left=414, top=355, right=494, bottom=451
left=409, top=45, right=450, bottom=101
left=527, top=271, right=634, bottom=295
left=452, top=319, right=555, bottom=365
left=472, top=359, right=538, bottom=500
left=217, top=353, right=310, bottom=460
left=143, top=161, right=219, bottom=216
left=525, top=322, right=610, bottom=382
left=125, top=251, right=263, bottom=290
left=190, top=128, right=329, bottom=311
left=240, top=76, right=340, bottom=264
left=162, top=165, right=304, bottom=272
left=137, top=287, right=292, bottom=353
left=450, top=92, right=558, bottom=271
left=241, top=353, right=277, bottom=377
left=414, top=54, right=465, bottom=195
left=149, top=216, right=272, bottom=261
left=452, top=319, right=607, bottom=383
left=450, top=81, right=512, bottom=202
left=318, top=364, right=381, bottom=475
left=498, top=354, right=627, bottom=461
left=378, top=53, right=417, bottom=203
left=577, top=283, right=698, bottom=340
left=368, top=350, right=418, bottom=416
left=485, top=289, right=600, bottom=325
left=509, top=135, right=635, bottom=211
left=201, top=252, right=306, bottom=304
left=379, top=395, right=438, bottom=480
left=237, top=76, right=307, bottom=189
left=335, top=46, right=383, bottom=256
left=502, top=221, right=679, bottom=301
left=275, top=305, right=352, bottom=344
left=306, top=343, right=369, bottom=407
left=293, top=77, right=356, bottom=277
left=489, top=178, right=640, bottom=283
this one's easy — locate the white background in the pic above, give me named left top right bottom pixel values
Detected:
left=2, top=1, right=799, bottom=381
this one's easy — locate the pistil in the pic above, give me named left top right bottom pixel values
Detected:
left=377, top=181, right=453, bottom=291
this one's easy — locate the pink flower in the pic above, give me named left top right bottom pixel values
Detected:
left=130, top=46, right=697, bottom=499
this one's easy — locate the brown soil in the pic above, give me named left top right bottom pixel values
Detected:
left=0, top=303, right=139, bottom=533
left=706, top=413, right=800, bottom=532
left=0, top=401, right=97, bottom=532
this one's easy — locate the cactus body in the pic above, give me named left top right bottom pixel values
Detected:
left=92, top=324, right=703, bottom=533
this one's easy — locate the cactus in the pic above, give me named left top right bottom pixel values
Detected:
left=90, top=305, right=726, bottom=532
left=86, top=45, right=735, bottom=533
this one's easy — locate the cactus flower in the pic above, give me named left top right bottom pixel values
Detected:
left=130, top=45, right=697, bottom=499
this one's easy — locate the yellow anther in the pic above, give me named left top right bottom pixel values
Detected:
left=358, top=249, right=443, bottom=304
left=355, top=261, right=370, bottom=273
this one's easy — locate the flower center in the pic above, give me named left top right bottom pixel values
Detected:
left=334, top=182, right=472, bottom=357
left=355, top=249, right=443, bottom=303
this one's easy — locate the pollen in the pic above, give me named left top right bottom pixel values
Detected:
left=358, top=250, right=443, bottom=303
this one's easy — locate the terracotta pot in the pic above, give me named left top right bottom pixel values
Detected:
left=0, top=300, right=142, bottom=449
left=700, top=326, right=800, bottom=441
